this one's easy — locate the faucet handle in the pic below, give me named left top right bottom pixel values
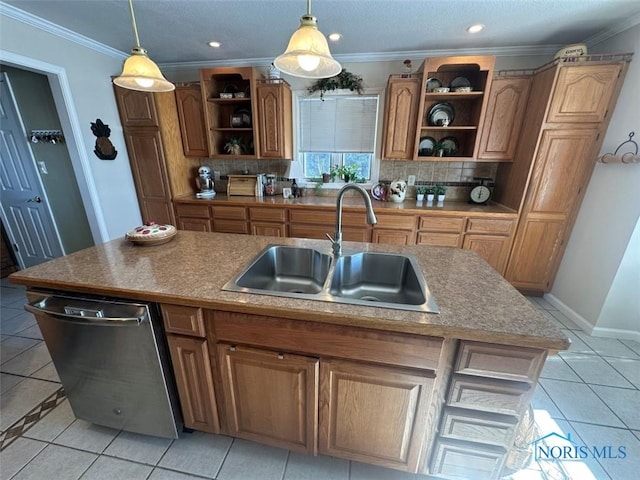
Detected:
left=326, top=232, right=336, bottom=244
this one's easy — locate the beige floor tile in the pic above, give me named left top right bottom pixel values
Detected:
left=540, top=355, right=582, bottom=382
left=1, top=342, right=52, bottom=377
left=0, top=372, right=24, bottom=394
left=561, top=353, right=634, bottom=388
left=24, top=399, right=76, bottom=442
left=80, top=455, right=153, bottom=480
left=283, top=452, right=349, bottom=480
left=0, top=336, right=40, bottom=364
left=12, top=444, right=96, bottom=480
left=53, top=418, right=119, bottom=454
left=590, top=385, right=640, bottom=430
left=158, top=431, right=232, bottom=477
left=104, top=430, right=172, bottom=465
left=0, top=437, right=47, bottom=479
left=216, top=438, right=288, bottom=480
left=0, top=377, right=61, bottom=431
left=574, top=332, right=639, bottom=359
left=149, top=468, right=205, bottom=479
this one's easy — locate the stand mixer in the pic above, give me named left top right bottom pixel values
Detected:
left=195, top=166, right=216, bottom=199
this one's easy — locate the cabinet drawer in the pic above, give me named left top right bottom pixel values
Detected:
left=419, top=216, right=465, bottom=232
left=289, top=225, right=370, bottom=242
left=440, top=408, right=518, bottom=447
left=175, top=203, right=210, bottom=219
left=375, top=214, right=416, bottom=230
left=466, top=218, right=515, bottom=235
left=431, top=439, right=506, bottom=480
left=289, top=209, right=368, bottom=227
left=211, top=311, right=443, bottom=371
left=448, top=376, right=529, bottom=416
left=213, top=219, right=249, bottom=234
left=456, top=341, right=545, bottom=383
left=249, top=207, right=286, bottom=222
left=212, top=206, right=247, bottom=220
left=161, top=305, right=205, bottom=337
left=416, top=232, right=461, bottom=247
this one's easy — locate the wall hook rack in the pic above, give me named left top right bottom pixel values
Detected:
left=597, top=131, right=639, bottom=164
left=30, top=130, right=65, bottom=145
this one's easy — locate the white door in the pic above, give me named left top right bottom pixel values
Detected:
left=0, top=72, right=64, bottom=268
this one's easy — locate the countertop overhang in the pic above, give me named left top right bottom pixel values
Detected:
left=9, top=231, right=569, bottom=351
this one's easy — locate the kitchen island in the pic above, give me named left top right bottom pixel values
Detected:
left=10, top=231, right=569, bottom=479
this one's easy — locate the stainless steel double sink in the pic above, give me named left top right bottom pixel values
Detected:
left=222, top=245, right=440, bottom=313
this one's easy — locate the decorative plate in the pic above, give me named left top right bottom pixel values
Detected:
left=418, top=136, right=437, bottom=156
left=371, top=183, right=387, bottom=201
left=425, top=77, right=442, bottom=92
left=125, top=222, right=177, bottom=246
left=450, top=76, right=471, bottom=89
left=234, top=108, right=252, bottom=127
left=440, top=136, right=459, bottom=156
left=428, top=102, right=455, bottom=126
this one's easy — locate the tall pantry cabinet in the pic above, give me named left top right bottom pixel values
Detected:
left=114, top=86, right=200, bottom=225
left=495, top=57, right=630, bottom=294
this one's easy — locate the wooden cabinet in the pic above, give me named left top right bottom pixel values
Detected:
left=212, top=205, right=249, bottom=234
left=415, top=56, right=495, bottom=160
left=372, top=213, right=416, bottom=245
left=478, top=76, right=531, bottom=161
left=382, top=75, right=421, bottom=160
left=495, top=57, right=629, bottom=294
left=416, top=215, right=465, bottom=247
left=319, top=359, right=434, bottom=472
left=175, top=85, right=208, bottom=157
left=256, top=80, right=293, bottom=159
left=463, top=218, right=515, bottom=275
left=289, top=208, right=371, bottom=242
left=175, top=203, right=212, bottom=232
left=431, top=341, right=545, bottom=479
left=166, top=335, right=220, bottom=433
left=114, top=86, right=198, bottom=225
left=217, top=344, right=318, bottom=454
left=546, top=64, right=622, bottom=123
left=249, top=207, right=287, bottom=237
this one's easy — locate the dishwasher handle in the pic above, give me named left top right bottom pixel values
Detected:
left=25, top=296, right=149, bottom=325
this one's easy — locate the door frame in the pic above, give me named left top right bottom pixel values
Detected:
left=0, top=50, right=109, bottom=246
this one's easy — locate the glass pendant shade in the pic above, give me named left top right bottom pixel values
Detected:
left=114, top=47, right=175, bottom=92
left=274, top=14, right=341, bottom=79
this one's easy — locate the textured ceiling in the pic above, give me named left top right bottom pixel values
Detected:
left=4, top=0, right=640, bottom=65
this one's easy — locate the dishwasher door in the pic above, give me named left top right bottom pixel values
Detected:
left=26, top=295, right=181, bottom=438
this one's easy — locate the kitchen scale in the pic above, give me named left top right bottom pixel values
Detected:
left=469, top=177, right=493, bottom=205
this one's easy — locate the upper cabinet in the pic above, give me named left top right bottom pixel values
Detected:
left=199, top=67, right=293, bottom=160
left=114, top=88, right=158, bottom=127
left=255, top=80, right=293, bottom=159
left=415, top=55, right=495, bottom=161
left=175, top=85, right=208, bottom=157
left=546, top=64, right=622, bottom=123
left=478, top=75, right=531, bottom=161
left=381, top=75, right=421, bottom=160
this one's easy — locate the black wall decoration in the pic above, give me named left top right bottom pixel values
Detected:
left=91, top=119, right=117, bottom=160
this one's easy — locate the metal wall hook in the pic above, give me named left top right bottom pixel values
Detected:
left=29, top=130, right=65, bottom=145
left=597, top=131, right=640, bottom=164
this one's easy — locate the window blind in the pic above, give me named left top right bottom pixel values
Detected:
left=300, top=96, right=378, bottom=153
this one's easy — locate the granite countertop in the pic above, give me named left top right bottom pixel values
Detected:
left=9, top=231, right=569, bottom=351
left=173, top=194, right=517, bottom=216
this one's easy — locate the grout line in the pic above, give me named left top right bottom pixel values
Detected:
left=280, top=449, right=291, bottom=480
left=600, top=357, right=640, bottom=391
left=213, top=436, right=235, bottom=479
left=586, top=383, right=637, bottom=431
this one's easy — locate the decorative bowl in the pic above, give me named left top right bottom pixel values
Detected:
left=125, top=222, right=177, bottom=246
left=434, top=87, right=450, bottom=93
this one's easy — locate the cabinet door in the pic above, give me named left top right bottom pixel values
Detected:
left=213, top=219, right=249, bottom=234
left=463, top=234, right=511, bottom=275
left=122, top=128, right=175, bottom=225
left=177, top=217, right=212, bottom=232
left=319, top=359, right=434, bottom=472
left=382, top=77, right=421, bottom=160
left=478, top=76, right=531, bottom=161
left=218, top=344, right=319, bottom=454
left=175, top=86, right=208, bottom=157
left=166, top=335, right=220, bottom=433
left=372, top=229, right=415, bottom=245
left=417, top=232, right=461, bottom=247
left=250, top=222, right=287, bottom=237
left=505, top=128, right=599, bottom=292
left=547, top=64, right=621, bottom=123
left=114, top=87, right=159, bottom=127
left=256, top=82, right=293, bottom=159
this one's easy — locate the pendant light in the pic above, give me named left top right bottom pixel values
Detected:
left=113, top=0, right=174, bottom=92
left=274, top=0, right=341, bottom=79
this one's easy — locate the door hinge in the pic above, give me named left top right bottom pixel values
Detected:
left=596, top=132, right=601, bottom=141
left=13, top=243, right=19, bottom=252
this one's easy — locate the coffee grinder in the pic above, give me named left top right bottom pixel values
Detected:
left=195, top=166, right=216, bottom=199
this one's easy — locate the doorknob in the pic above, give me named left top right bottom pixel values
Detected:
left=28, top=196, right=42, bottom=203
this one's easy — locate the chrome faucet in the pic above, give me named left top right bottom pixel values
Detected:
left=327, top=184, right=377, bottom=256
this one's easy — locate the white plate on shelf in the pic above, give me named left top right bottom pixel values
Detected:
left=426, top=77, right=442, bottom=92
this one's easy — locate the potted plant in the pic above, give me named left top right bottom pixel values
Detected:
left=339, top=164, right=360, bottom=183
left=433, top=141, right=447, bottom=157
left=435, top=185, right=447, bottom=202
left=307, top=69, right=365, bottom=100
left=415, top=185, right=427, bottom=202
left=425, top=185, right=436, bottom=202
left=224, top=136, right=245, bottom=156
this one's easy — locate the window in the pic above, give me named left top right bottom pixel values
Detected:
left=299, top=95, right=379, bottom=182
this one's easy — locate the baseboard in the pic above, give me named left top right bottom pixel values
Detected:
left=544, top=293, right=640, bottom=342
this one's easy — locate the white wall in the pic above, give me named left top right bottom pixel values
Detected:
left=549, top=23, right=640, bottom=339
left=0, top=12, right=142, bottom=241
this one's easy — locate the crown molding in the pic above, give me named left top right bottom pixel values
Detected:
left=0, top=2, right=127, bottom=60
left=584, top=12, right=640, bottom=47
left=160, top=44, right=560, bottom=71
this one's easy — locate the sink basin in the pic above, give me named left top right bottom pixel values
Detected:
left=330, top=252, right=439, bottom=312
left=222, top=245, right=439, bottom=313
left=225, top=245, right=332, bottom=294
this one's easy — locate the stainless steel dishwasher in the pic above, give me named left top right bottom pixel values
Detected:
left=25, top=293, right=182, bottom=438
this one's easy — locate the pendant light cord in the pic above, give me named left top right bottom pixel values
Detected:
left=128, top=0, right=141, bottom=48
left=307, top=0, right=311, bottom=16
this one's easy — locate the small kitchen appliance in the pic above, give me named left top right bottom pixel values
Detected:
left=196, top=165, right=216, bottom=199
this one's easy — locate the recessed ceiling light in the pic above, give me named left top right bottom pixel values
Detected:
left=466, top=24, right=485, bottom=34
left=208, top=41, right=221, bottom=48
left=328, top=33, right=342, bottom=42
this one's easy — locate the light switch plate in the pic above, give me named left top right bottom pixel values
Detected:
left=38, top=161, right=48, bottom=174
left=407, top=175, right=416, bottom=186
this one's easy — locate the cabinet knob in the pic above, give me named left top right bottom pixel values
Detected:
left=277, top=353, right=284, bottom=360
left=230, top=345, right=236, bottom=352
